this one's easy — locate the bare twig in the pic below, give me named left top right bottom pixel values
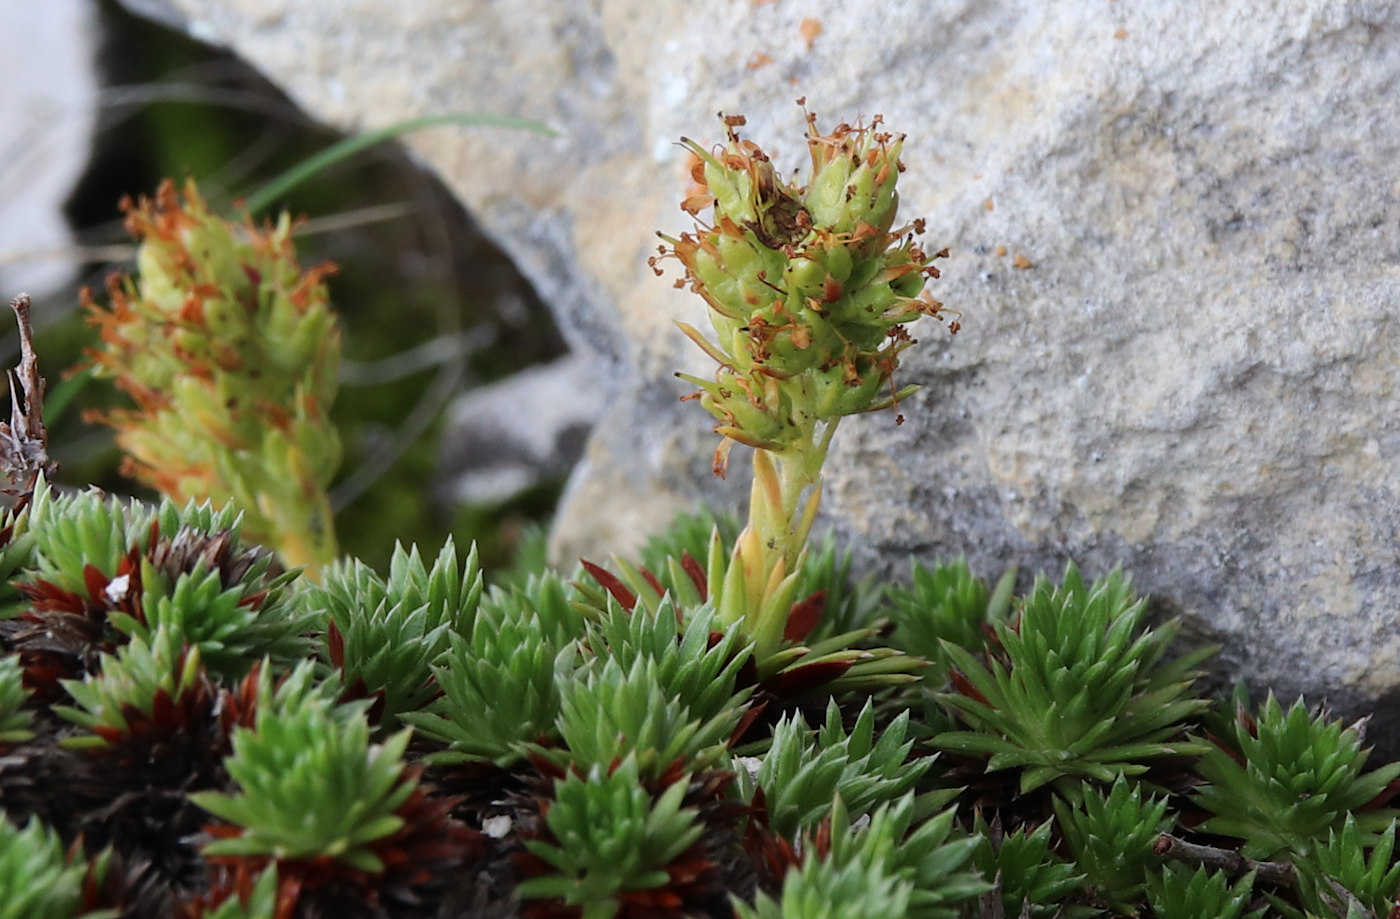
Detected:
left=1153, top=833, right=1296, bottom=886
left=977, top=874, right=1004, bottom=919
left=0, top=294, right=57, bottom=491
left=1320, top=877, right=1377, bottom=919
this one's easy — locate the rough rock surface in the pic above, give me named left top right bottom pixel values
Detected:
left=0, top=0, right=98, bottom=299
left=438, top=356, right=599, bottom=506
left=122, top=0, right=1400, bottom=717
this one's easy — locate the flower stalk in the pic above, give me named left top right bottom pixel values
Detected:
left=722, top=443, right=827, bottom=666
left=656, top=106, right=953, bottom=673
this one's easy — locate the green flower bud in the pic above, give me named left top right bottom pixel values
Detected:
left=654, top=109, right=953, bottom=458
left=680, top=367, right=800, bottom=452
left=811, top=354, right=887, bottom=421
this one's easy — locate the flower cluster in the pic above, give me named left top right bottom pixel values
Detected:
left=608, top=108, right=956, bottom=703
left=654, top=105, right=952, bottom=464
left=82, top=179, right=342, bottom=574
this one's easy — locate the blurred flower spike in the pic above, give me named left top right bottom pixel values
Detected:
left=81, top=179, right=342, bottom=575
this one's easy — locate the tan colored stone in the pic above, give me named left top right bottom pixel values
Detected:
left=124, top=0, right=1400, bottom=724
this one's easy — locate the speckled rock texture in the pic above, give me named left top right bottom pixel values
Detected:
left=122, top=0, right=1400, bottom=719
left=0, top=0, right=98, bottom=298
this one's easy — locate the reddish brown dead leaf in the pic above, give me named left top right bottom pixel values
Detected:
left=580, top=559, right=637, bottom=611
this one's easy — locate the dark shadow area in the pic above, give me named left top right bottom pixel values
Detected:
left=46, top=0, right=569, bottom=569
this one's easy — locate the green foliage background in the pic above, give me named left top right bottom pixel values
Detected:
left=23, top=0, right=566, bottom=572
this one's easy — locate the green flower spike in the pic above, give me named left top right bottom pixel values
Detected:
left=0, top=815, right=86, bottom=919
left=650, top=107, right=953, bottom=691
left=1055, top=777, right=1173, bottom=911
left=192, top=691, right=412, bottom=872
left=518, top=755, right=704, bottom=919
left=82, top=179, right=341, bottom=576
left=736, top=795, right=985, bottom=919
left=405, top=601, right=578, bottom=768
left=1283, top=815, right=1400, bottom=919
left=1147, top=866, right=1265, bottom=919
left=970, top=815, right=1089, bottom=919
left=309, top=538, right=483, bottom=729
left=1193, top=691, right=1400, bottom=860
left=0, top=654, right=33, bottom=748
left=55, top=624, right=203, bottom=750
left=744, top=697, right=929, bottom=838
left=934, top=563, right=1213, bottom=799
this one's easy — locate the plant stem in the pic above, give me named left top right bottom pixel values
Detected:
left=1152, top=834, right=1296, bottom=886
left=263, top=481, right=337, bottom=580
left=728, top=417, right=838, bottom=663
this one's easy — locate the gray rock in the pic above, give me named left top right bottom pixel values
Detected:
left=0, top=0, right=98, bottom=300
left=438, top=355, right=599, bottom=506
left=122, top=0, right=1400, bottom=716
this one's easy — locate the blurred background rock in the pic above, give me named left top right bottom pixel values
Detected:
left=0, top=0, right=583, bottom=571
